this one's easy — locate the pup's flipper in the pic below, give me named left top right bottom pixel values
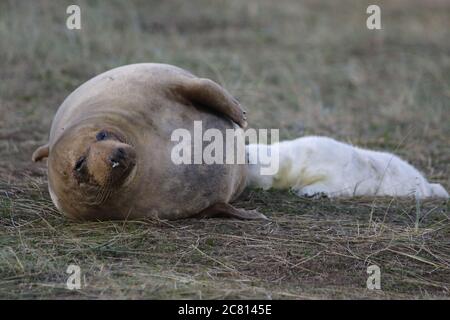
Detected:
left=430, top=183, right=449, bottom=198
left=197, top=202, right=268, bottom=220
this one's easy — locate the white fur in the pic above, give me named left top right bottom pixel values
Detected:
left=246, top=136, right=449, bottom=199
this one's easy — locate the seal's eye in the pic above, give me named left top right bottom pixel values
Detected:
left=74, top=156, right=86, bottom=172
left=96, top=131, right=108, bottom=141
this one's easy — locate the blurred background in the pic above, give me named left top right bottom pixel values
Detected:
left=1, top=0, right=449, bottom=187
left=0, top=0, right=449, bottom=299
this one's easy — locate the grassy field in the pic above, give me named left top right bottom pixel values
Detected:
left=0, top=0, right=449, bottom=299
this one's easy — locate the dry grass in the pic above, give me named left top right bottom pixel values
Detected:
left=0, top=0, right=449, bottom=299
left=1, top=178, right=449, bottom=299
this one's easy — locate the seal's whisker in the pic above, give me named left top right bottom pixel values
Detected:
left=99, top=175, right=115, bottom=204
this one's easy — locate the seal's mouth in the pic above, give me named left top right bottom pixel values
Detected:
left=73, top=145, right=137, bottom=207
left=71, top=140, right=137, bottom=190
left=107, top=145, right=137, bottom=184
left=108, top=147, right=130, bottom=169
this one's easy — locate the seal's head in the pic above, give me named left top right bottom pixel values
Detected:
left=45, top=125, right=137, bottom=219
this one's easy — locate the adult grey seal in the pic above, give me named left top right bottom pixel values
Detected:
left=32, top=63, right=265, bottom=220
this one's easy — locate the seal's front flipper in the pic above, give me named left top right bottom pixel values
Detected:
left=32, top=144, right=49, bottom=162
left=174, top=77, right=247, bottom=128
left=197, top=203, right=268, bottom=220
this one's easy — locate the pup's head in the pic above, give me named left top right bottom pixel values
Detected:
left=245, top=143, right=277, bottom=190
left=33, top=125, right=137, bottom=219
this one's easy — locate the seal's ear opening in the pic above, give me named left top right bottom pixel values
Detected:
left=32, top=144, right=49, bottom=162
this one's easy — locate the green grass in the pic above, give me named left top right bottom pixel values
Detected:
left=0, top=0, right=449, bottom=299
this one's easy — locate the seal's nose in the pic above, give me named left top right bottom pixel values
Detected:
left=109, top=147, right=126, bottom=168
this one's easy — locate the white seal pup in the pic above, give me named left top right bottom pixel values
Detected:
left=246, top=136, right=449, bottom=199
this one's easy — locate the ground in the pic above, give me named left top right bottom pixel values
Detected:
left=0, top=0, right=449, bottom=299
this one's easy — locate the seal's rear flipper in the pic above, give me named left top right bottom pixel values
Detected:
left=197, top=203, right=269, bottom=220
left=32, top=144, right=49, bottom=162
left=430, top=183, right=449, bottom=198
left=174, top=77, right=247, bottom=128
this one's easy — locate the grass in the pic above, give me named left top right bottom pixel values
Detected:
left=0, top=0, right=449, bottom=299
